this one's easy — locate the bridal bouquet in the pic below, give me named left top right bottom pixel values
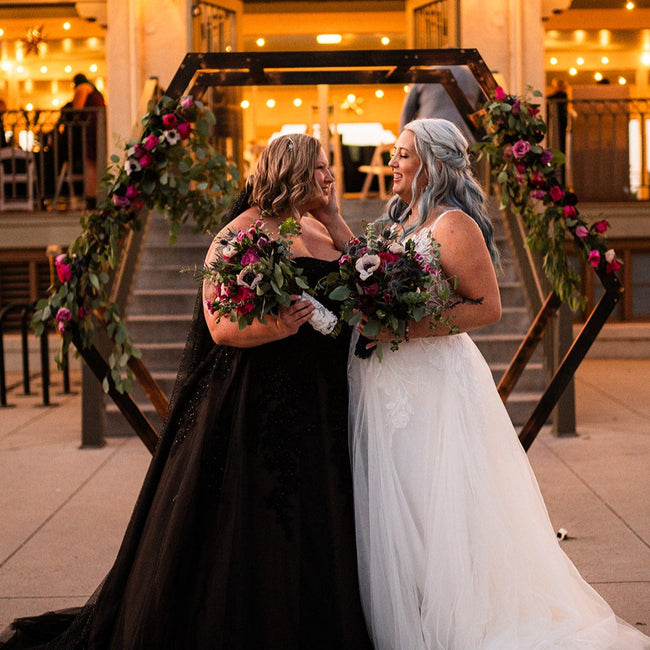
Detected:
left=205, top=218, right=337, bottom=334
left=324, top=223, right=457, bottom=357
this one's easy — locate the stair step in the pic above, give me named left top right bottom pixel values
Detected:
left=478, top=306, right=531, bottom=335
left=470, top=333, right=543, bottom=364
left=127, top=314, right=194, bottom=342
left=128, top=289, right=198, bottom=315
left=133, top=266, right=202, bottom=291
left=140, top=243, right=209, bottom=267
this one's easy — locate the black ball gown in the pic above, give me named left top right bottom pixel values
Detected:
left=1, top=258, right=372, bottom=649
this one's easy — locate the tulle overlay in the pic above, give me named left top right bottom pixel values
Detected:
left=1, top=258, right=371, bottom=650
left=348, top=332, right=650, bottom=650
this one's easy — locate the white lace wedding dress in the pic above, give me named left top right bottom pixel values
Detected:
left=348, top=222, right=650, bottom=650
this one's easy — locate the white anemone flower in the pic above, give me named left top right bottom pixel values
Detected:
left=355, top=253, right=381, bottom=280
left=164, top=129, right=181, bottom=145
left=125, top=159, right=142, bottom=175
left=236, top=268, right=263, bottom=289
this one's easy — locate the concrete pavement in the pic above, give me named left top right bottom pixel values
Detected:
left=0, top=356, right=649, bottom=635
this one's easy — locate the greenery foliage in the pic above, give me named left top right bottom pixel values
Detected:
left=474, top=86, right=621, bottom=311
left=32, top=95, right=239, bottom=393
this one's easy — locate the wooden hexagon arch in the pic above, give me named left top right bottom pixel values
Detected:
left=80, top=49, right=622, bottom=453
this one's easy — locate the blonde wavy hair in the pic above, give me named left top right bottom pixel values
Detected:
left=249, top=133, right=323, bottom=218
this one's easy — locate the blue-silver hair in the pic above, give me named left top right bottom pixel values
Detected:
left=385, top=118, right=499, bottom=267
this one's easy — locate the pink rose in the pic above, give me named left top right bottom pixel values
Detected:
left=593, top=219, right=609, bottom=234
left=531, top=189, right=546, bottom=199
left=125, top=185, right=139, bottom=200
left=177, top=122, right=191, bottom=140
left=549, top=186, right=564, bottom=202
left=162, top=113, right=178, bottom=129
left=180, top=96, right=194, bottom=109
left=143, top=134, right=159, bottom=151
left=339, top=255, right=350, bottom=265
left=378, top=252, right=398, bottom=266
left=55, top=307, right=72, bottom=323
left=587, top=250, right=601, bottom=268
left=494, top=86, right=507, bottom=101
left=606, top=259, right=622, bottom=274
left=139, top=152, right=154, bottom=168
left=240, top=248, right=260, bottom=266
left=113, top=194, right=130, bottom=207
left=575, top=225, right=589, bottom=239
left=55, top=255, right=72, bottom=283
left=512, top=140, right=531, bottom=159
left=564, top=205, right=578, bottom=219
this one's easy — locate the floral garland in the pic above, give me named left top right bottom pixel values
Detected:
left=474, top=86, right=621, bottom=311
left=32, top=95, right=239, bottom=393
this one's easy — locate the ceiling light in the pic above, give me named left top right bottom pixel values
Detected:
left=63, top=22, right=71, bottom=30
left=576, top=57, right=584, bottom=65
left=0, top=29, right=4, bottom=37
left=40, top=65, right=47, bottom=73
left=256, top=38, right=265, bottom=47
left=293, top=98, right=302, bottom=107
left=90, top=63, right=98, bottom=72
left=594, top=72, right=603, bottom=81
left=626, top=2, right=635, bottom=9
left=240, top=100, right=250, bottom=109
left=569, top=67, right=577, bottom=76
left=375, top=89, right=384, bottom=98
left=381, top=37, right=390, bottom=46
left=641, top=52, right=650, bottom=66
left=601, top=56, right=609, bottom=64
left=266, top=99, right=276, bottom=108
left=317, top=34, right=342, bottom=45
left=550, top=57, right=558, bottom=65
left=618, top=76, right=627, bottom=84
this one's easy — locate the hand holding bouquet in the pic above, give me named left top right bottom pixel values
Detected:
left=324, top=223, right=457, bottom=357
left=205, top=218, right=337, bottom=334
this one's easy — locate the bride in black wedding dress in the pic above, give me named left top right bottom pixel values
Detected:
left=1, top=133, right=372, bottom=650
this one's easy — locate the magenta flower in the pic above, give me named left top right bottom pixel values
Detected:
left=563, top=205, right=578, bottom=219
left=339, top=254, right=350, bottom=265
left=530, top=172, right=545, bottom=188
left=593, top=219, right=609, bottom=234
left=240, top=248, right=261, bottom=266
left=139, top=152, right=154, bottom=168
left=512, top=140, right=531, bottom=159
left=125, top=185, right=139, bottom=200
left=540, top=149, right=553, bottom=164
left=549, top=186, right=564, bottom=202
left=512, top=101, right=521, bottom=116
left=56, top=307, right=72, bottom=323
left=113, top=194, right=130, bottom=208
left=162, top=113, right=178, bottom=129
left=180, top=96, right=194, bottom=109
left=575, top=225, right=589, bottom=239
left=606, top=259, right=622, bottom=274
left=588, top=250, right=601, bottom=268
left=494, top=86, right=507, bottom=101
left=55, top=255, right=72, bottom=283
left=143, top=134, right=159, bottom=151
left=177, top=122, right=191, bottom=140
left=531, top=189, right=546, bottom=199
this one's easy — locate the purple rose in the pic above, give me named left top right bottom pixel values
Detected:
left=240, top=248, right=260, bottom=266
left=180, top=96, right=194, bottom=109
left=531, top=189, right=546, bottom=199
left=575, top=225, right=589, bottom=239
left=113, top=194, right=130, bottom=208
left=55, top=307, right=72, bottom=323
left=540, top=149, right=553, bottom=164
left=512, top=140, right=531, bottom=159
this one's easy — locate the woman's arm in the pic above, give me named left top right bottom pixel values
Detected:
left=411, top=210, right=502, bottom=337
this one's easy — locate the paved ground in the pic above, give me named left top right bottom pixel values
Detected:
left=0, top=357, right=649, bottom=636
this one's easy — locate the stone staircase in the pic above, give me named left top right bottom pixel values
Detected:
left=104, top=199, right=546, bottom=435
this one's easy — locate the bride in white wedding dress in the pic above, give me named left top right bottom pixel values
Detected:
left=348, top=118, right=650, bottom=650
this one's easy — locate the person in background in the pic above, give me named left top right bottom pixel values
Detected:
left=398, top=65, right=484, bottom=142
left=71, top=73, right=106, bottom=209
